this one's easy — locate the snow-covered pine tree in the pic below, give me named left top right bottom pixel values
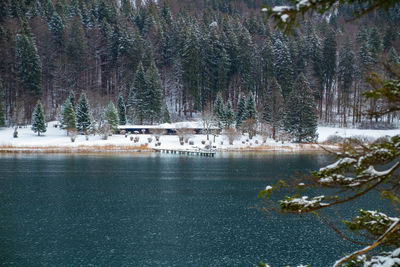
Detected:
left=245, top=92, right=257, bottom=120
left=224, top=100, right=234, bottom=129
left=263, top=78, right=285, bottom=140
left=48, top=11, right=64, bottom=47
left=284, top=73, right=318, bottom=143
left=368, top=26, right=383, bottom=58
left=117, top=95, right=126, bottom=125
left=236, top=96, right=246, bottom=128
left=61, top=98, right=76, bottom=135
left=213, top=93, right=225, bottom=128
left=272, top=37, right=294, bottom=99
left=119, top=27, right=143, bottom=74
left=359, top=40, right=374, bottom=72
left=105, top=101, right=119, bottom=132
left=76, top=93, right=92, bottom=134
left=387, top=47, right=399, bottom=65
left=31, top=100, right=46, bottom=136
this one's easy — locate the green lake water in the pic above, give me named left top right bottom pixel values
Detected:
left=0, top=153, right=389, bottom=266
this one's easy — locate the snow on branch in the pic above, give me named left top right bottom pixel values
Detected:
left=279, top=195, right=329, bottom=213
left=334, top=219, right=400, bottom=267
left=262, top=0, right=398, bottom=32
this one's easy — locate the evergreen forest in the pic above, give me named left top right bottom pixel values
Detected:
left=0, top=0, right=399, bottom=133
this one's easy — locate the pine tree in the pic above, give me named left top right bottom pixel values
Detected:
left=284, top=73, right=318, bottom=143
left=120, top=0, right=134, bottom=19
left=245, top=92, right=257, bottom=120
left=66, top=16, right=87, bottom=76
left=224, top=100, right=235, bottom=129
left=105, top=101, right=119, bottom=132
left=383, top=24, right=395, bottom=51
left=127, top=62, right=146, bottom=124
left=142, top=41, right=154, bottom=69
left=322, top=29, right=337, bottom=92
left=359, top=41, right=374, bottom=72
left=338, top=39, right=355, bottom=93
left=262, top=39, right=275, bottom=83
left=237, top=26, right=254, bottom=92
left=224, top=26, right=240, bottom=77
left=182, top=27, right=201, bottom=110
left=76, top=93, right=92, bottom=134
left=16, top=33, right=42, bottom=98
left=144, top=62, right=163, bottom=124
left=161, top=103, right=171, bottom=123
left=119, top=27, right=143, bottom=74
left=387, top=47, right=399, bottom=65
left=368, top=26, right=383, bottom=57
left=236, top=96, right=246, bottom=128
left=356, top=25, right=369, bottom=45
left=213, top=93, right=225, bottom=128
left=61, top=98, right=76, bottom=135
left=202, top=29, right=227, bottom=106
left=273, top=37, right=294, bottom=99
left=108, top=25, right=121, bottom=66
left=0, top=93, right=5, bottom=127
left=31, top=100, right=46, bottom=136
left=217, top=47, right=230, bottom=98
left=68, top=90, right=75, bottom=110
left=338, top=39, right=355, bottom=126
left=263, top=78, right=285, bottom=140
left=0, top=81, right=5, bottom=127
left=160, top=1, right=172, bottom=24
left=48, top=11, right=64, bottom=47
left=117, top=95, right=126, bottom=125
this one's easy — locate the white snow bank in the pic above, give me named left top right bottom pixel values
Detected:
left=0, top=122, right=398, bottom=152
left=317, top=127, right=399, bottom=142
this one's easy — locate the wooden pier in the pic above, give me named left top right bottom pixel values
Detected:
left=154, top=148, right=216, bottom=157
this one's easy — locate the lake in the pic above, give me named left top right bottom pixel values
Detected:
left=0, top=153, right=389, bottom=266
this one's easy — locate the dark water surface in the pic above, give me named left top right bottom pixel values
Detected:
left=0, top=153, right=389, bottom=266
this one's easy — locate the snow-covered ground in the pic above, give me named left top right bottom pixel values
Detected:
left=317, top=126, right=399, bottom=142
left=0, top=121, right=398, bottom=152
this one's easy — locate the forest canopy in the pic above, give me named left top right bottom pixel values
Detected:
left=0, top=0, right=399, bottom=132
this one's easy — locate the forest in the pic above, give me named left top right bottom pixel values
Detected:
left=0, top=0, right=399, bottom=136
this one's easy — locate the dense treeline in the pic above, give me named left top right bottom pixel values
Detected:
left=0, top=0, right=399, bottom=131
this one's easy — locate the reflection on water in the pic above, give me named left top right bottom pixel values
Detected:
left=0, top=153, right=387, bottom=266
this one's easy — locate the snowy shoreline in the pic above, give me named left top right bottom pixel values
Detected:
left=0, top=121, right=398, bottom=154
left=0, top=144, right=335, bottom=154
